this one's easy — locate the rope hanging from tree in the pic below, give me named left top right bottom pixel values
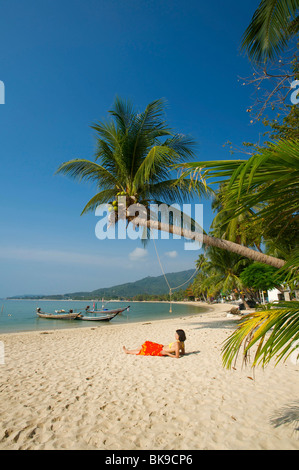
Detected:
left=152, top=237, right=199, bottom=312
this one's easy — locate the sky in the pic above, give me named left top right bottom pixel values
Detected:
left=0, top=0, right=264, bottom=297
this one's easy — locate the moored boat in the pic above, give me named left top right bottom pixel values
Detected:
left=36, top=308, right=81, bottom=320
left=78, top=306, right=130, bottom=321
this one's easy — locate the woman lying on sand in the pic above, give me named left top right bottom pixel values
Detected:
left=123, top=329, right=186, bottom=359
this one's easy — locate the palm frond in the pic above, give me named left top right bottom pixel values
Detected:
left=278, top=249, right=299, bottom=284
left=163, top=133, right=197, bottom=161
left=133, top=146, right=178, bottom=188
left=241, top=0, right=299, bottom=62
left=222, top=301, right=299, bottom=368
left=91, top=119, right=123, bottom=154
left=55, top=159, right=120, bottom=189
left=129, top=99, right=171, bottom=177
left=91, top=119, right=130, bottom=180
left=108, top=95, right=136, bottom=134
left=177, top=139, right=299, bottom=227
left=81, top=189, right=117, bottom=215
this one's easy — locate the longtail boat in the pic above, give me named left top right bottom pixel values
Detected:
left=77, top=306, right=130, bottom=321
left=36, top=308, right=81, bottom=320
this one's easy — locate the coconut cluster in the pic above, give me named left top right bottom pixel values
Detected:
left=107, top=192, right=139, bottom=226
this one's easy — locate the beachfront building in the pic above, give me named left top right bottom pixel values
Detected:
left=268, top=288, right=299, bottom=302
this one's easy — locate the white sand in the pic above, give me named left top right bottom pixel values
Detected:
left=0, top=302, right=298, bottom=450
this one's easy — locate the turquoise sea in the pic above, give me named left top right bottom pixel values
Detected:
left=0, top=300, right=205, bottom=334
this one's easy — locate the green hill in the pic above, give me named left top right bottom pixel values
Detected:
left=63, top=269, right=195, bottom=299
left=8, top=269, right=195, bottom=300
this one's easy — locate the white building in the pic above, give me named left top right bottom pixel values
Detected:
left=267, top=288, right=294, bottom=302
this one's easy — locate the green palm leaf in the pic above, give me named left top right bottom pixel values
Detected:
left=134, top=146, right=178, bottom=188
left=222, top=301, right=299, bottom=368
left=80, top=189, right=118, bottom=215
left=55, top=159, right=120, bottom=189
left=177, top=139, right=299, bottom=228
left=241, top=0, right=299, bottom=62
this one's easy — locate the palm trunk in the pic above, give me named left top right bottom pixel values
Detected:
left=133, top=217, right=286, bottom=269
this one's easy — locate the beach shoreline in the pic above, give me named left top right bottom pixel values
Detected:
left=0, top=300, right=216, bottom=338
left=0, top=301, right=298, bottom=450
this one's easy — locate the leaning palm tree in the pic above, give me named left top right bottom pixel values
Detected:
left=241, top=0, right=299, bottom=63
left=56, top=97, right=285, bottom=269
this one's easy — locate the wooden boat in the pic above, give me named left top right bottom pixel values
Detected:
left=36, top=308, right=81, bottom=320
left=78, top=306, right=130, bottom=322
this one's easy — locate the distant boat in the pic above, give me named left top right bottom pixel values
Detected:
left=78, top=306, right=130, bottom=322
left=84, top=301, right=110, bottom=313
left=36, top=308, right=81, bottom=320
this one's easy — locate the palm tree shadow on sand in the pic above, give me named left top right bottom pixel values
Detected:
left=270, top=401, right=299, bottom=434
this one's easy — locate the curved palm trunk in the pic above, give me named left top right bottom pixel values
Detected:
left=133, top=217, right=286, bottom=269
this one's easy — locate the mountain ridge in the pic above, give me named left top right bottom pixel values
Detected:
left=8, top=269, right=196, bottom=300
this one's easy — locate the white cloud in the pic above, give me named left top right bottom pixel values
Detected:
left=164, top=250, right=178, bottom=259
left=129, top=247, right=148, bottom=261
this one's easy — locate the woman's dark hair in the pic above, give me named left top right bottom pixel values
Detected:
left=176, top=329, right=186, bottom=342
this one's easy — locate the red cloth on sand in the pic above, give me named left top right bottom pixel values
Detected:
left=138, top=341, right=164, bottom=356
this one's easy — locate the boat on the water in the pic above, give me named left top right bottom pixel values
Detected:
left=84, top=299, right=109, bottom=313
left=78, top=306, right=130, bottom=322
left=36, top=308, right=81, bottom=320
left=36, top=306, right=129, bottom=321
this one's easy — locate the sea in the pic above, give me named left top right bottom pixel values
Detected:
left=0, top=299, right=206, bottom=334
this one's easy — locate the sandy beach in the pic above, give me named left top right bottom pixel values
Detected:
left=0, top=301, right=298, bottom=450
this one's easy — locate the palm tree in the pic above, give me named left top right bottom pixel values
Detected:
left=195, top=247, right=251, bottom=300
left=177, top=140, right=299, bottom=367
left=56, top=97, right=285, bottom=269
left=56, top=97, right=201, bottom=215
left=241, top=0, right=299, bottom=63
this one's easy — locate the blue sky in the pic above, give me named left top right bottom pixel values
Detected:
left=0, top=0, right=264, bottom=297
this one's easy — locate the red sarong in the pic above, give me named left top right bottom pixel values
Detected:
left=138, top=341, right=164, bottom=356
